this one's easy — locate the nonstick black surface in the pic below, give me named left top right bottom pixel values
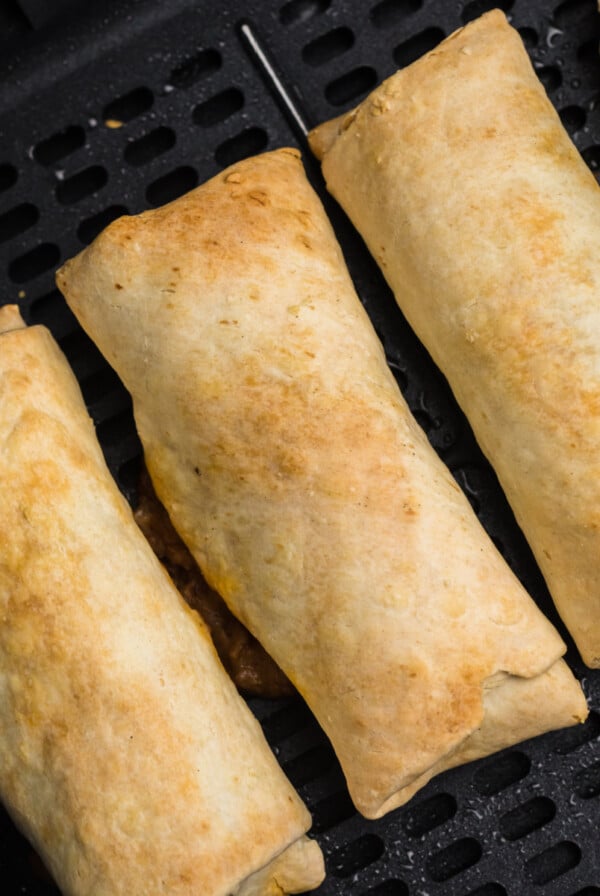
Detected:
left=1, top=0, right=600, bottom=893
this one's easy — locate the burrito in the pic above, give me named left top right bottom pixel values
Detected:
left=0, top=304, right=324, bottom=896
left=309, top=9, right=600, bottom=667
left=56, top=148, right=587, bottom=819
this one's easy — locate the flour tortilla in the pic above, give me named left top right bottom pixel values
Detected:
left=309, top=9, right=600, bottom=668
left=0, top=304, right=323, bottom=896
left=57, top=149, right=587, bottom=818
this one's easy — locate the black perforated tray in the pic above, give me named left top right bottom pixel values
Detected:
left=1, top=0, right=600, bottom=893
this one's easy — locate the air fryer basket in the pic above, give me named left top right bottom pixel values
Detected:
left=1, top=0, right=600, bottom=893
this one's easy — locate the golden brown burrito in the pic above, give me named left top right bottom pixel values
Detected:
left=0, top=304, right=324, bottom=896
left=57, top=148, right=587, bottom=819
left=309, top=10, right=600, bottom=668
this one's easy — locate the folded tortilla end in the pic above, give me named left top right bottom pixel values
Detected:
left=235, top=836, right=325, bottom=896
left=579, top=646, right=600, bottom=670
left=349, top=656, right=588, bottom=819
left=308, top=111, right=353, bottom=160
left=0, top=304, right=26, bottom=334
left=309, top=10, right=511, bottom=165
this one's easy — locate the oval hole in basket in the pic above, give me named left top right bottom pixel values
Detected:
left=583, top=145, right=600, bottom=177
left=393, top=27, right=445, bottom=68
left=525, top=841, right=581, bottom=886
left=34, top=125, right=86, bottom=165
left=146, top=166, right=198, bottom=207
left=555, top=709, right=600, bottom=753
left=473, top=750, right=531, bottom=796
left=364, top=880, right=409, bottom=895
left=578, top=38, right=600, bottom=63
left=518, top=27, right=539, bottom=48
left=279, top=0, right=330, bottom=26
left=325, top=66, right=377, bottom=106
left=193, top=88, right=244, bottom=128
left=0, top=203, right=38, bottom=244
left=330, top=834, right=385, bottom=878
left=461, top=0, right=513, bottom=24
left=559, top=104, right=586, bottom=134
left=499, top=796, right=556, bottom=841
left=58, top=328, right=98, bottom=364
left=29, top=289, right=64, bottom=323
left=117, top=455, right=142, bottom=497
left=56, top=165, right=108, bottom=205
left=571, top=888, right=600, bottom=896
left=466, top=885, right=507, bottom=896
left=29, top=288, right=77, bottom=334
left=427, top=837, right=482, bottom=883
left=80, top=367, right=125, bottom=406
left=311, top=790, right=356, bottom=833
left=402, top=792, right=457, bottom=837
left=124, top=127, right=176, bottom=167
left=167, top=49, right=221, bottom=89
left=302, top=27, right=354, bottom=66
left=77, top=205, right=128, bottom=245
left=574, top=759, right=600, bottom=798
left=261, top=700, right=314, bottom=743
left=554, top=0, right=597, bottom=29
left=282, top=743, right=337, bottom=788
left=370, top=0, right=422, bottom=29
left=63, top=344, right=107, bottom=381
left=8, top=243, right=60, bottom=284
left=96, top=407, right=136, bottom=448
left=215, top=127, right=268, bottom=168
left=103, top=87, right=153, bottom=125
left=0, top=163, right=17, bottom=192
left=536, top=65, right=562, bottom=92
